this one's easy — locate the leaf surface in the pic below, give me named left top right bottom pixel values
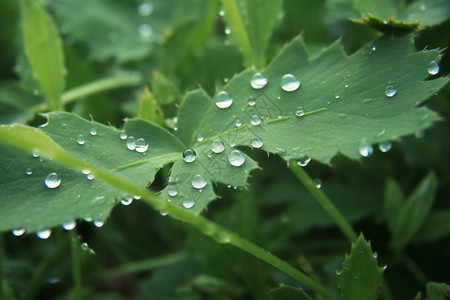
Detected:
left=268, top=285, right=313, bottom=300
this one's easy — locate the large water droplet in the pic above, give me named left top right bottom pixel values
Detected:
left=119, top=130, right=127, bottom=140
left=45, top=173, right=61, bottom=189
left=250, top=72, right=268, bottom=89
left=211, top=139, right=225, bottom=153
left=135, top=138, right=148, bottom=153
left=25, top=168, right=32, bottom=175
left=359, top=141, right=373, bottom=157
left=379, top=140, right=392, bottom=152
left=167, top=185, right=178, bottom=197
left=183, top=149, right=196, bottom=162
left=427, top=60, right=439, bottom=75
left=385, top=85, right=397, bottom=97
left=90, top=128, right=97, bottom=136
left=296, top=154, right=311, bottom=167
left=192, top=174, right=207, bottom=189
left=182, top=196, right=194, bottom=208
left=215, top=91, right=233, bottom=108
left=62, top=220, right=76, bottom=231
left=250, top=136, right=263, bottom=148
left=77, top=134, right=85, bottom=145
left=250, top=115, right=261, bottom=125
left=228, top=150, right=245, bottom=166
left=120, top=193, right=133, bottom=206
left=37, top=229, right=52, bottom=239
left=281, top=74, right=300, bottom=92
left=138, top=2, right=154, bottom=16
left=295, top=106, right=305, bottom=117
left=12, top=228, right=25, bottom=236
left=126, top=136, right=136, bottom=150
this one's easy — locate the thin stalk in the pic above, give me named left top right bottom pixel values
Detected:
left=289, top=162, right=358, bottom=242
left=70, top=231, right=83, bottom=300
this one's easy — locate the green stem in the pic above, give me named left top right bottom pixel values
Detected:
left=289, top=162, right=358, bottom=242
left=70, top=231, right=83, bottom=300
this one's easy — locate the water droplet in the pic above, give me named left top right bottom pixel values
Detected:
left=12, top=228, right=25, bottom=236
left=81, top=242, right=95, bottom=254
left=338, top=113, right=347, bottom=119
left=45, top=173, right=61, bottom=189
left=135, top=138, right=148, bottom=153
left=371, top=46, right=376, bottom=51
left=192, top=174, right=207, bottom=189
left=314, top=178, right=322, bottom=188
left=138, top=2, right=154, bottom=16
left=126, top=136, right=136, bottom=150
left=120, top=193, right=133, bottom=206
left=248, top=96, right=256, bottom=106
left=182, top=196, right=194, bottom=208
left=228, top=150, right=245, bottom=166
left=336, top=270, right=342, bottom=276
left=235, top=119, right=242, bottom=127
left=93, top=219, right=104, bottom=228
left=378, top=140, right=392, bottom=152
left=86, top=174, right=95, bottom=181
left=344, top=84, right=349, bottom=88
left=219, top=8, right=225, bottom=16
left=77, top=134, right=85, bottom=145
left=224, top=28, right=231, bottom=35
left=250, top=136, right=263, bottom=148
left=82, top=169, right=91, bottom=175
left=335, top=95, right=340, bottom=99
left=427, top=60, right=439, bottom=75
left=90, top=128, right=97, bottom=136
left=373, top=252, right=378, bottom=258
left=183, top=149, right=196, bottom=162
left=119, top=130, right=127, bottom=140
left=25, top=168, right=32, bottom=175
left=33, top=89, right=40, bottom=96
left=211, top=139, right=225, bottom=153
left=139, top=24, right=153, bottom=38
left=385, top=85, right=397, bottom=97
left=248, top=115, right=260, bottom=126
left=168, top=185, right=178, bottom=197
left=32, top=150, right=39, bottom=158
left=62, top=220, right=76, bottom=231
left=133, top=195, right=141, bottom=200
left=420, top=4, right=427, bottom=11
left=197, top=135, right=204, bottom=142
left=296, top=154, right=311, bottom=167
left=381, top=265, right=387, bottom=271
left=359, top=141, right=373, bottom=157
left=215, top=91, right=233, bottom=109
left=250, top=72, right=268, bottom=89
left=295, top=106, right=305, bottom=117
left=36, top=229, right=51, bottom=239
left=281, top=74, right=300, bottom=92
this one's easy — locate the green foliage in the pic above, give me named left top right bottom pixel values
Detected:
left=268, top=285, right=313, bottom=300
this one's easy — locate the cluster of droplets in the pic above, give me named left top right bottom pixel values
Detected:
left=359, top=140, right=393, bottom=157
left=125, top=134, right=149, bottom=153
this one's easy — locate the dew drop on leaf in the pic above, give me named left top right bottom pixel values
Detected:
left=228, top=149, right=245, bottom=166
left=427, top=60, right=439, bottom=75
left=90, top=128, right=97, bottom=136
left=77, top=134, right=85, bottom=145
left=183, top=149, right=196, bottom=162
left=224, top=28, right=231, bottom=35
left=197, top=135, right=204, bottom=142
left=296, top=154, right=311, bottom=167
left=139, top=24, right=153, bottom=38
left=248, top=96, right=256, bottom=106
left=25, top=168, right=32, bottom=175
left=250, top=115, right=261, bottom=125
left=45, top=173, right=61, bottom=189
left=192, top=174, right=207, bottom=189
left=295, top=106, right=305, bottom=117
left=12, top=228, right=25, bottom=236
left=335, top=95, right=340, bottom=99
left=182, top=195, right=194, bottom=208
left=250, top=136, right=263, bottom=148
left=344, top=84, right=349, bottom=88
left=135, top=138, right=148, bottom=153
left=137, top=2, right=154, bottom=16
left=167, top=185, right=178, bottom=197
left=359, top=141, right=373, bottom=157
left=235, top=119, right=242, bottom=127
left=120, top=193, right=133, bottom=206
left=119, top=130, right=127, bottom=140
left=32, top=150, right=39, bottom=158
left=93, top=219, right=104, bottom=228
left=281, top=74, right=300, bottom=92
left=250, top=72, right=268, bottom=89
left=211, top=139, right=225, bottom=153
left=82, top=169, right=91, bottom=175
left=314, top=178, right=322, bottom=188
left=385, top=85, right=397, bottom=97
left=379, top=140, right=392, bottom=152
left=215, top=91, right=233, bottom=108
left=86, top=174, right=95, bottom=181
left=62, top=220, right=76, bottom=231
left=126, top=136, right=136, bottom=150
left=36, top=229, right=51, bottom=239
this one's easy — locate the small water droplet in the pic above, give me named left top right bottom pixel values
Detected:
left=378, top=140, right=392, bottom=152
left=228, top=150, right=245, bottom=166
left=336, top=270, right=342, bottom=276
left=192, top=174, right=207, bottom=189
left=182, top=196, right=194, bottom=208
left=420, top=4, right=427, bottom=11
left=77, top=134, right=85, bottom=145
left=373, top=252, right=378, bottom=258
left=90, top=128, right=97, bottom=136
left=215, top=91, right=233, bottom=108
left=138, top=2, right=154, bottom=16
left=359, top=141, right=373, bottom=157
left=36, top=229, right=51, bottom=239
left=295, top=106, right=305, bottom=117
left=82, top=169, right=91, bottom=175
left=32, top=150, right=39, bottom=158
left=25, top=168, right=32, bottom=175
left=93, top=219, right=104, bottom=228
left=372, top=46, right=376, bottom=51
left=250, top=136, right=263, bottom=148
left=183, top=149, right=196, bottom=162
left=119, top=130, right=127, bottom=140
left=381, top=265, right=387, bottom=271
left=385, top=85, right=397, bottom=97
left=335, top=95, right=340, bottom=99
left=12, top=228, right=25, bottom=236
left=120, top=193, right=133, bottom=206
left=139, top=24, right=153, bottom=38
left=81, top=242, right=95, bottom=254
left=167, top=185, right=178, bottom=197
left=196, top=135, right=204, bottom=142
left=224, top=28, right=231, bottom=35
left=126, top=136, right=136, bottom=150
left=135, top=138, right=148, bottom=153
left=344, top=84, right=349, bottom=88
left=314, top=178, right=322, bottom=188
left=211, top=140, right=225, bottom=153
left=250, top=115, right=261, bottom=125
left=281, top=74, right=300, bottom=92
left=296, top=154, right=311, bottom=167
left=45, top=173, right=61, bottom=189
left=248, top=96, right=256, bottom=106
left=133, top=195, right=141, bottom=200
left=219, top=8, right=225, bottom=16
left=427, top=60, right=439, bottom=75
left=33, top=89, right=40, bottom=96
left=86, top=174, right=95, bottom=181
left=235, top=119, right=242, bottom=127
left=250, top=72, right=268, bottom=89
left=62, top=220, right=76, bottom=231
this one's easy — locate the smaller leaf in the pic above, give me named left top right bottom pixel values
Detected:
left=352, top=14, right=420, bottom=36
left=151, top=71, right=181, bottom=106
left=383, top=178, right=405, bottom=234
left=414, top=291, right=422, bottom=300
left=138, top=87, right=164, bottom=126
left=337, top=234, right=384, bottom=300
left=268, top=285, right=313, bottom=300
left=426, top=282, right=450, bottom=300
left=415, top=210, right=450, bottom=243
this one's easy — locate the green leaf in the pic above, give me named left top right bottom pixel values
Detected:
left=151, top=71, right=182, bottom=106
left=337, top=234, right=384, bottom=300
left=20, top=0, right=65, bottom=111
left=414, top=210, right=450, bottom=243
left=138, top=87, right=165, bottom=126
left=0, top=112, right=184, bottom=233
left=383, top=178, right=405, bottom=234
left=392, top=172, right=438, bottom=253
left=426, top=282, right=450, bottom=300
left=221, top=0, right=283, bottom=68
left=268, top=285, right=313, bottom=300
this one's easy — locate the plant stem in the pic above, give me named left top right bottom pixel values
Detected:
left=289, top=162, right=358, bottom=242
left=70, top=231, right=83, bottom=300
